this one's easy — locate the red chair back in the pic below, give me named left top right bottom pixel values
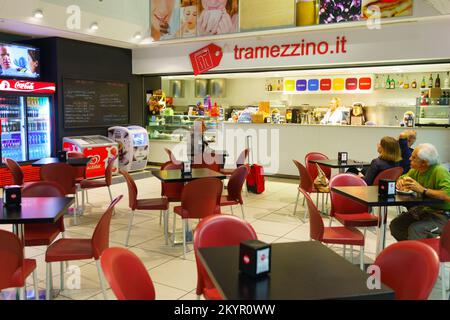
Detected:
left=119, top=170, right=138, bottom=210
left=22, top=181, right=66, bottom=197
left=226, top=166, right=248, bottom=204
left=101, top=247, right=155, bottom=300
left=372, top=167, right=404, bottom=186
left=180, top=178, right=223, bottom=219
left=40, top=163, right=77, bottom=195
left=91, top=195, right=123, bottom=259
left=0, top=230, right=24, bottom=290
left=293, top=160, right=314, bottom=193
left=67, top=151, right=86, bottom=181
left=105, top=156, right=117, bottom=186
left=164, top=148, right=181, bottom=164
left=374, top=241, right=439, bottom=300
left=439, top=221, right=450, bottom=261
left=298, top=188, right=324, bottom=241
left=194, top=215, right=257, bottom=296
left=160, top=161, right=184, bottom=202
left=305, top=152, right=331, bottom=181
left=329, top=174, right=369, bottom=216
left=236, top=148, right=250, bottom=167
left=5, top=158, right=24, bottom=185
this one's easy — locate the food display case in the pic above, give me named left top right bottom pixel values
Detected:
left=416, top=89, right=450, bottom=127
left=147, top=115, right=220, bottom=143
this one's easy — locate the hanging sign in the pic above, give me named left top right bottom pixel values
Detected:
left=189, top=44, right=223, bottom=76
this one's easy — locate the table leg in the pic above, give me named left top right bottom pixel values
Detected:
left=376, top=206, right=388, bottom=256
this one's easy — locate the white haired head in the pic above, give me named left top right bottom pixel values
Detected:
left=416, top=143, right=440, bottom=166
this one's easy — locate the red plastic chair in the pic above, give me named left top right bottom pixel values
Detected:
left=4, top=158, right=33, bottom=188
left=159, top=161, right=184, bottom=228
left=40, top=162, right=81, bottom=224
left=374, top=241, right=440, bottom=300
left=164, top=148, right=181, bottom=165
left=220, top=148, right=249, bottom=176
left=417, top=221, right=450, bottom=300
left=299, top=188, right=365, bottom=270
left=305, top=152, right=332, bottom=181
left=194, top=215, right=257, bottom=300
left=329, top=174, right=379, bottom=231
left=372, top=167, right=404, bottom=186
left=0, top=230, right=38, bottom=300
left=44, top=195, right=123, bottom=300
left=101, top=247, right=156, bottom=300
left=220, top=166, right=248, bottom=219
left=121, top=169, right=169, bottom=247
left=80, top=156, right=117, bottom=207
left=67, top=151, right=86, bottom=183
left=174, top=178, right=223, bottom=259
left=22, top=181, right=66, bottom=247
left=292, top=160, right=328, bottom=220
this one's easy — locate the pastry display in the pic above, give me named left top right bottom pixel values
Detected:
left=319, top=0, right=362, bottom=24
left=362, top=0, right=413, bottom=19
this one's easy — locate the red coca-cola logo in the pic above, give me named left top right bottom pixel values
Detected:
left=14, top=81, right=35, bottom=90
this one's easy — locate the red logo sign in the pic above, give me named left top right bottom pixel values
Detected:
left=243, top=255, right=251, bottom=265
left=346, top=78, right=358, bottom=90
left=0, top=80, right=56, bottom=93
left=359, top=78, right=372, bottom=90
left=320, top=79, right=332, bottom=91
left=190, top=44, right=223, bottom=76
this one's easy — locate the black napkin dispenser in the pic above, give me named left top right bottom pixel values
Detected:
left=3, top=185, right=22, bottom=207
left=379, top=179, right=396, bottom=198
left=338, top=152, right=348, bottom=163
left=239, top=240, right=271, bottom=278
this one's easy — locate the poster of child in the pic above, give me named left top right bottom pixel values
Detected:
left=179, top=1, right=198, bottom=38
left=197, top=0, right=239, bottom=36
left=150, top=0, right=180, bottom=41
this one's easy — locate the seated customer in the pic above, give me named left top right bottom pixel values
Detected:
left=361, top=136, right=402, bottom=186
left=398, top=130, right=417, bottom=174
left=390, top=143, right=450, bottom=241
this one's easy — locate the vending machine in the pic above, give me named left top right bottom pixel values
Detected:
left=63, top=135, right=119, bottom=179
left=0, top=80, right=56, bottom=162
left=108, top=126, right=149, bottom=172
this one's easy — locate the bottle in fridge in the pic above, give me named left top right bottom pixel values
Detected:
left=26, top=96, right=52, bottom=160
left=0, top=96, right=27, bottom=162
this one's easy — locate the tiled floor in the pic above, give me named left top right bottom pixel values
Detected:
left=0, top=175, right=448, bottom=300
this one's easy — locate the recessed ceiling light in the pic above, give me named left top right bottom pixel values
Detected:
left=140, top=37, right=154, bottom=45
left=134, top=32, right=142, bottom=40
left=33, top=10, right=44, bottom=19
left=90, top=22, right=99, bottom=31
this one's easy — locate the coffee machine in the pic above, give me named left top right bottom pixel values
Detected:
left=350, top=102, right=365, bottom=125
left=291, top=109, right=301, bottom=124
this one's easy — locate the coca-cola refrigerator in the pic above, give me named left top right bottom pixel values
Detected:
left=0, top=79, right=56, bottom=162
left=62, top=135, right=119, bottom=179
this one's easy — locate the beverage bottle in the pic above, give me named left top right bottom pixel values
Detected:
left=428, top=74, right=434, bottom=88
left=404, top=76, right=410, bottom=89
left=390, top=77, right=396, bottom=89
left=385, top=75, right=391, bottom=89
left=421, top=77, right=427, bottom=89
left=374, top=75, right=379, bottom=89
left=445, top=72, right=450, bottom=89
left=435, top=74, right=441, bottom=88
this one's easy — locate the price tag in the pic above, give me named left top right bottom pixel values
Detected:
left=189, top=44, right=223, bottom=76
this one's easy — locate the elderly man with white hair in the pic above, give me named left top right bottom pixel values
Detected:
left=390, top=143, right=450, bottom=241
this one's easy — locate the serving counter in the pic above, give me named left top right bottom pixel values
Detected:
left=149, top=123, right=450, bottom=177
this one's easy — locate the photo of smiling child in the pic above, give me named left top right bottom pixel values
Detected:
left=180, top=0, right=198, bottom=38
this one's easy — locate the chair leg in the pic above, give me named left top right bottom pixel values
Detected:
left=96, top=260, right=108, bottom=300
left=321, top=193, right=325, bottom=214
left=172, top=211, right=177, bottom=247
left=293, top=190, right=300, bottom=216
left=81, top=188, right=85, bottom=211
left=350, top=246, right=354, bottom=264
left=125, top=210, right=135, bottom=247
left=343, top=245, right=347, bottom=258
left=86, top=189, right=90, bottom=204
left=159, top=210, right=162, bottom=226
left=164, top=210, right=169, bottom=245
left=19, top=286, right=26, bottom=300
left=240, top=205, right=245, bottom=220
left=60, top=262, right=65, bottom=292
left=326, top=193, right=329, bottom=205
left=360, top=246, right=365, bottom=271
left=230, top=206, right=234, bottom=216
left=442, top=263, right=448, bottom=300
left=302, top=196, right=306, bottom=207
left=33, top=269, right=39, bottom=300
left=45, top=263, right=52, bottom=300
left=316, top=193, right=319, bottom=208
left=197, top=295, right=201, bottom=300
left=182, top=219, right=187, bottom=260
left=328, top=216, right=333, bottom=227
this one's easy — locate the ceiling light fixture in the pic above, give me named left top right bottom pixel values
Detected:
left=33, top=10, right=44, bottom=19
left=140, top=37, right=154, bottom=45
left=134, top=32, right=142, bottom=40
left=90, top=22, right=99, bottom=31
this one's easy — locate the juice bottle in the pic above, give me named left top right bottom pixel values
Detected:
left=296, top=0, right=317, bottom=26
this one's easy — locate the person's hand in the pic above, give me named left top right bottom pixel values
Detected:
left=402, top=177, right=426, bottom=193
left=199, top=10, right=223, bottom=35
left=358, top=172, right=364, bottom=178
left=396, top=178, right=406, bottom=190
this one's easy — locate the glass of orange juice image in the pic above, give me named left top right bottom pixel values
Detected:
left=296, top=0, right=318, bottom=26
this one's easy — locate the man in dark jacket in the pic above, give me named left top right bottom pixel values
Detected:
left=399, top=130, right=416, bottom=173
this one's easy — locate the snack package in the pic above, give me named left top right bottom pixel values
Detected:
left=319, top=0, right=362, bottom=24
left=361, top=0, right=413, bottom=19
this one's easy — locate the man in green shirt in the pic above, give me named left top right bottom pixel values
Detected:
left=390, top=143, right=450, bottom=241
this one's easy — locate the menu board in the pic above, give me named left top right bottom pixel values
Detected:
left=63, top=79, right=129, bottom=128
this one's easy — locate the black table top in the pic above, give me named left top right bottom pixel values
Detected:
left=189, top=149, right=229, bottom=157
left=198, top=241, right=394, bottom=300
left=32, top=157, right=91, bottom=167
left=309, top=159, right=370, bottom=168
left=331, top=186, right=445, bottom=207
left=151, top=168, right=226, bottom=183
left=0, top=197, right=74, bottom=224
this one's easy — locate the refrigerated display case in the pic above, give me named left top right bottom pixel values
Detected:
left=0, top=80, right=56, bottom=163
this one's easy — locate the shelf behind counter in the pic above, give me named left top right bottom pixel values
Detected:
left=148, top=122, right=450, bottom=176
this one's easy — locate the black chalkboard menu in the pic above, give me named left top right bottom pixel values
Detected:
left=63, top=78, right=130, bottom=128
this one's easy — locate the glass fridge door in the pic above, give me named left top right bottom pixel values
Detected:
left=27, top=96, right=51, bottom=160
left=0, top=95, right=27, bottom=162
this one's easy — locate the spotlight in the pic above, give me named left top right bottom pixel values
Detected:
left=90, top=22, right=99, bottom=31
left=33, top=10, right=44, bottom=19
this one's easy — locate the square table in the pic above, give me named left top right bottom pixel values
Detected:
left=32, top=157, right=92, bottom=167
left=198, top=241, right=394, bottom=300
left=152, top=168, right=226, bottom=245
left=309, top=159, right=371, bottom=173
left=331, top=186, right=445, bottom=254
